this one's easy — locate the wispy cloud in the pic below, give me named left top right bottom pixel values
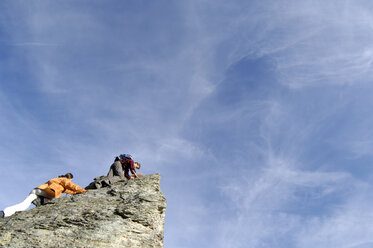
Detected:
left=11, top=42, right=57, bottom=47
left=295, top=185, right=373, bottom=248
left=219, top=153, right=355, bottom=248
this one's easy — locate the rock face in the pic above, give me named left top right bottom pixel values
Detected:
left=0, top=174, right=166, bottom=248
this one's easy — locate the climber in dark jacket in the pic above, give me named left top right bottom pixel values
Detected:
left=107, top=155, right=141, bottom=182
left=85, top=155, right=141, bottom=190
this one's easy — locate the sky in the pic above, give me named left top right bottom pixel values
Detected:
left=1, top=0, right=373, bottom=247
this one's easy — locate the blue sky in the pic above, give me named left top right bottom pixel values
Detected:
left=1, top=1, right=373, bottom=247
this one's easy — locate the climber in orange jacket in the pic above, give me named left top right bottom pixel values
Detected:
left=36, top=173, right=85, bottom=198
left=0, top=173, right=85, bottom=218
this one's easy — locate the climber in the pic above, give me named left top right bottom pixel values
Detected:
left=104, top=154, right=141, bottom=182
left=0, top=173, right=86, bottom=218
left=85, top=155, right=141, bottom=190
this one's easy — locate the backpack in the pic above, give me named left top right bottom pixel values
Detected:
left=120, top=154, right=132, bottom=160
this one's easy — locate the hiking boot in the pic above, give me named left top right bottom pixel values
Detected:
left=32, top=196, right=45, bottom=207
left=0, top=210, right=4, bottom=218
left=101, top=180, right=111, bottom=188
left=85, top=182, right=97, bottom=190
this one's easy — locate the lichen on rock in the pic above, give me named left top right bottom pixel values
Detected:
left=0, top=174, right=166, bottom=248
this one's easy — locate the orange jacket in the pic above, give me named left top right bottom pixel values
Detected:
left=37, top=177, right=86, bottom=198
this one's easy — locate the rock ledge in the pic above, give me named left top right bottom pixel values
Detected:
left=0, top=174, right=166, bottom=248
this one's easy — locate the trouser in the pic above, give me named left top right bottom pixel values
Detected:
left=107, top=161, right=125, bottom=184
left=3, top=188, right=52, bottom=217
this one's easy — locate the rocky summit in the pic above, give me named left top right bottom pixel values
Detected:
left=0, top=174, right=166, bottom=248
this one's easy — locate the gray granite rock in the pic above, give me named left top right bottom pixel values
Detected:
left=0, top=174, right=166, bottom=248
